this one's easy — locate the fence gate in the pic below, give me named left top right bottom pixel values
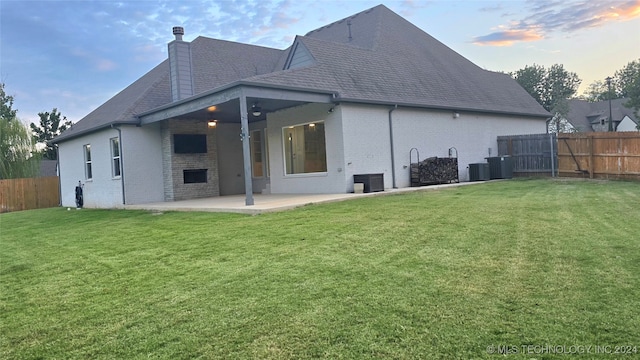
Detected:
left=497, top=133, right=557, bottom=176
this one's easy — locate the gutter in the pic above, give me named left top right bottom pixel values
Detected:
left=49, top=120, right=139, bottom=145
left=136, top=80, right=338, bottom=118
left=388, top=105, right=398, bottom=188
left=111, top=124, right=126, bottom=205
left=335, top=96, right=551, bottom=119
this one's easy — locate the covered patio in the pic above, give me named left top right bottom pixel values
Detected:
left=137, top=82, right=336, bottom=206
left=124, top=181, right=479, bottom=214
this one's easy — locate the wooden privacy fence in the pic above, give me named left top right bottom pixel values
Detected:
left=0, top=176, right=60, bottom=213
left=498, top=133, right=557, bottom=176
left=558, top=132, right=640, bottom=180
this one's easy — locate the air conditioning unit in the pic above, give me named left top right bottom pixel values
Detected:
left=485, top=156, right=514, bottom=179
left=469, top=163, right=490, bottom=181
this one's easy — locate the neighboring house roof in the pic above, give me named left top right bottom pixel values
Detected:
left=53, top=4, right=549, bottom=144
left=565, top=98, right=639, bottom=132
left=38, top=160, right=58, bottom=177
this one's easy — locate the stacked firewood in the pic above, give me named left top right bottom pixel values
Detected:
left=410, top=157, right=458, bottom=186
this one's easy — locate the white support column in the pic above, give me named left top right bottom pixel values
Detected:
left=239, top=91, right=254, bottom=205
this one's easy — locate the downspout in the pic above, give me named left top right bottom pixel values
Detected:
left=55, top=144, right=62, bottom=207
left=388, top=105, right=398, bottom=188
left=111, top=125, right=126, bottom=205
left=546, top=118, right=551, bottom=134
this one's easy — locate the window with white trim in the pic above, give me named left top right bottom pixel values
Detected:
left=84, top=144, right=92, bottom=180
left=283, top=122, right=327, bottom=175
left=110, top=137, right=121, bottom=178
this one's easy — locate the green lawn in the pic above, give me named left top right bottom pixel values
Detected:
left=1, top=179, right=639, bottom=359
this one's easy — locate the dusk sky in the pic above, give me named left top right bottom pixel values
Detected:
left=1, top=0, right=639, bottom=125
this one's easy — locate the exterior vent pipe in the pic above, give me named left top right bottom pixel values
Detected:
left=172, top=26, right=184, bottom=40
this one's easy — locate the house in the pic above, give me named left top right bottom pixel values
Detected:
left=51, top=4, right=549, bottom=208
left=563, top=98, right=639, bottom=132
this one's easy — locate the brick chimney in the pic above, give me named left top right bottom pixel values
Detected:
left=168, top=26, right=194, bottom=101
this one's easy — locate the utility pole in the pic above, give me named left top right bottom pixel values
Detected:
left=606, top=76, right=613, bottom=132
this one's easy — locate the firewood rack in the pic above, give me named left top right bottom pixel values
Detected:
left=410, top=147, right=459, bottom=187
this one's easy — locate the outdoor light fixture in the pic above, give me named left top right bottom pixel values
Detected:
left=252, top=103, right=262, bottom=117
left=207, top=120, right=217, bottom=128
left=207, top=105, right=217, bottom=112
left=453, top=112, right=460, bottom=119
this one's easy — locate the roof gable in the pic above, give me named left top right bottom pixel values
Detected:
left=284, top=38, right=317, bottom=70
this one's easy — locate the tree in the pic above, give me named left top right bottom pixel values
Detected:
left=581, top=59, right=639, bottom=103
left=511, top=64, right=581, bottom=113
left=616, top=59, right=640, bottom=119
left=581, top=80, right=613, bottom=102
left=511, top=64, right=581, bottom=132
left=0, top=83, right=39, bottom=179
left=30, top=108, right=72, bottom=160
left=0, top=83, right=18, bottom=122
left=0, top=119, right=40, bottom=179
left=511, top=64, right=546, bottom=107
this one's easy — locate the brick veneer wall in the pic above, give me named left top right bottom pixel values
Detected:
left=161, top=119, right=220, bottom=201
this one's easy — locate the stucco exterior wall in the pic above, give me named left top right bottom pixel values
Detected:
left=121, top=124, right=164, bottom=204
left=267, top=103, right=346, bottom=194
left=58, top=128, right=124, bottom=208
left=266, top=103, right=545, bottom=194
left=385, top=106, right=547, bottom=185
left=340, top=105, right=393, bottom=191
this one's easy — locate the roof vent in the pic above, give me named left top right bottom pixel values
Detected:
left=172, top=26, right=184, bottom=41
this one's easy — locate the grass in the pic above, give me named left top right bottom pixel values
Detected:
left=1, top=178, right=639, bottom=359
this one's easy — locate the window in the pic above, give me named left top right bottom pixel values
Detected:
left=84, top=144, right=92, bottom=180
left=283, top=122, right=327, bottom=175
left=110, top=137, right=121, bottom=178
left=183, top=169, right=207, bottom=183
left=251, top=130, right=263, bottom=177
left=174, top=134, right=207, bottom=153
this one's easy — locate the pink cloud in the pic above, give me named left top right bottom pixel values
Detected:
left=473, top=28, right=544, bottom=46
left=473, top=0, right=640, bottom=47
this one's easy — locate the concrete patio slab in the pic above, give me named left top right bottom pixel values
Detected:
left=125, top=181, right=483, bottom=214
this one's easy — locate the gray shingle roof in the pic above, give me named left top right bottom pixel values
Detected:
left=190, top=36, right=284, bottom=94
left=53, top=60, right=171, bottom=143
left=565, top=98, right=639, bottom=132
left=244, top=5, right=550, bottom=117
left=54, top=4, right=549, bottom=143
left=54, top=38, right=285, bottom=143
